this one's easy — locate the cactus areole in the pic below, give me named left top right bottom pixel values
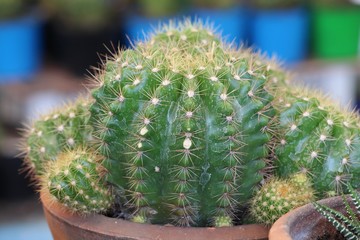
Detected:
left=90, top=20, right=280, bottom=227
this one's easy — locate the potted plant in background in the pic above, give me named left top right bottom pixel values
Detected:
left=311, top=0, right=360, bottom=59
left=269, top=184, right=359, bottom=239
left=42, top=0, right=123, bottom=76
left=191, top=0, right=248, bottom=46
left=0, top=0, right=43, bottom=83
left=124, top=0, right=188, bottom=45
left=249, top=0, right=309, bottom=65
left=20, top=19, right=360, bottom=239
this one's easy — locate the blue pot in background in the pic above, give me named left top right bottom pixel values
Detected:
left=0, top=13, right=42, bottom=83
left=251, top=7, right=308, bottom=65
left=193, top=7, right=248, bottom=46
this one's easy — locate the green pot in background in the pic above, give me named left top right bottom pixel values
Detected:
left=312, top=5, right=360, bottom=59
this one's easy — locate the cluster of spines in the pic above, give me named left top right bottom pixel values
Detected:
left=313, top=184, right=360, bottom=240
left=42, top=149, right=113, bottom=214
left=250, top=173, right=315, bottom=225
left=274, top=88, right=360, bottom=197
left=21, top=96, right=92, bottom=176
left=89, top=20, right=285, bottom=227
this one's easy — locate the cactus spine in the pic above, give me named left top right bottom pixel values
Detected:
left=313, top=184, right=360, bottom=240
left=274, top=88, right=360, bottom=197
left=42, top=149, right=113, bottom=214
left=90, top=20, right=282, bottom=226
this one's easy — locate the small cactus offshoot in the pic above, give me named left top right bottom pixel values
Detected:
left=313, top=184, right=360, bottom=240
left=250, top=173, right=315, bottom=225
left=42, top=149, right=113, bottom=214
left=274, top=88, right=360, bottom=197
left=21, top=96, right=92, bottom=176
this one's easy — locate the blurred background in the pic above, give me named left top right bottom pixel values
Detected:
left=0, top=0, right=359, bottom=239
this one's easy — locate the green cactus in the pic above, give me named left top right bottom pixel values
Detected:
left=21, top=96, right=92, bottom=176
left=250, top=173, right=315, bottom=225
left=42, top=148, right=113, bottom=214
left=89, top=20, right=285, bottom=227
left=274, top=88, right=360, bottom=197
left=313, top=184, right=360, bottom=240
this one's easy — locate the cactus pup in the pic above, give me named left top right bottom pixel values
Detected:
left=274, top=88, right=360, bottom=197
left=42, top=148, right=113, bottom=214
left=250, top=173, right=314, bottom=225
left=20, top=96, right=92, bottom=176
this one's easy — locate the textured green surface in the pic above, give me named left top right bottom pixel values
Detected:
left=90, top=21, right=281, bottom=226
left=44, top=149, right=113, bottom=214
left=24, top=97, right=92, bottom=176
left=250, top=173, right=314, bottom=225
left=274, top=89, right=360, bottom=197
left=313, top=184, right=360, bottom=240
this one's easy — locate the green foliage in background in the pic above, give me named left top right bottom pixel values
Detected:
left=43, top=0, right=119, bottom=29
left=0, top=0, right=25, bottom=20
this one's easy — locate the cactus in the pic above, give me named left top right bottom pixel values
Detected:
left=21, top=96, right=92, bottom=176
left=313, top=184, right=359, bottom=240
left=42, top=148, right=113, bottom=214
left=250, top=173, right=315, bottom=225
left=89, top=20, right=284, bottom=227
left=23, top=19, right=358, bottom=229
left=274, top=88, right=360, bottom=197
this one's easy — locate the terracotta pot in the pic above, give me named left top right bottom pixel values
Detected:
left=41, top=191, right=270, bottom=240
left=269, top=195, right=351, bottom=240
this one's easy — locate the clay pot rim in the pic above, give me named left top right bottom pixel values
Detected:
left=41, top=190, right=270, bottom=240
left=269, top=195, right=349, bottom=240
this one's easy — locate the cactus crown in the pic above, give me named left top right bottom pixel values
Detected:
left=89, top=19, right=284, bottom=226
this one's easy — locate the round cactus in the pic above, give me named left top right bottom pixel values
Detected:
left=42, top=149, right=113, bottom=214
left=89, top=20, right=285, bottom=227
left=21, top=96, right=92, bottom=176
left=250, top=173, right=314, bottom=225
left=274, top=88, right=360, bottom=197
